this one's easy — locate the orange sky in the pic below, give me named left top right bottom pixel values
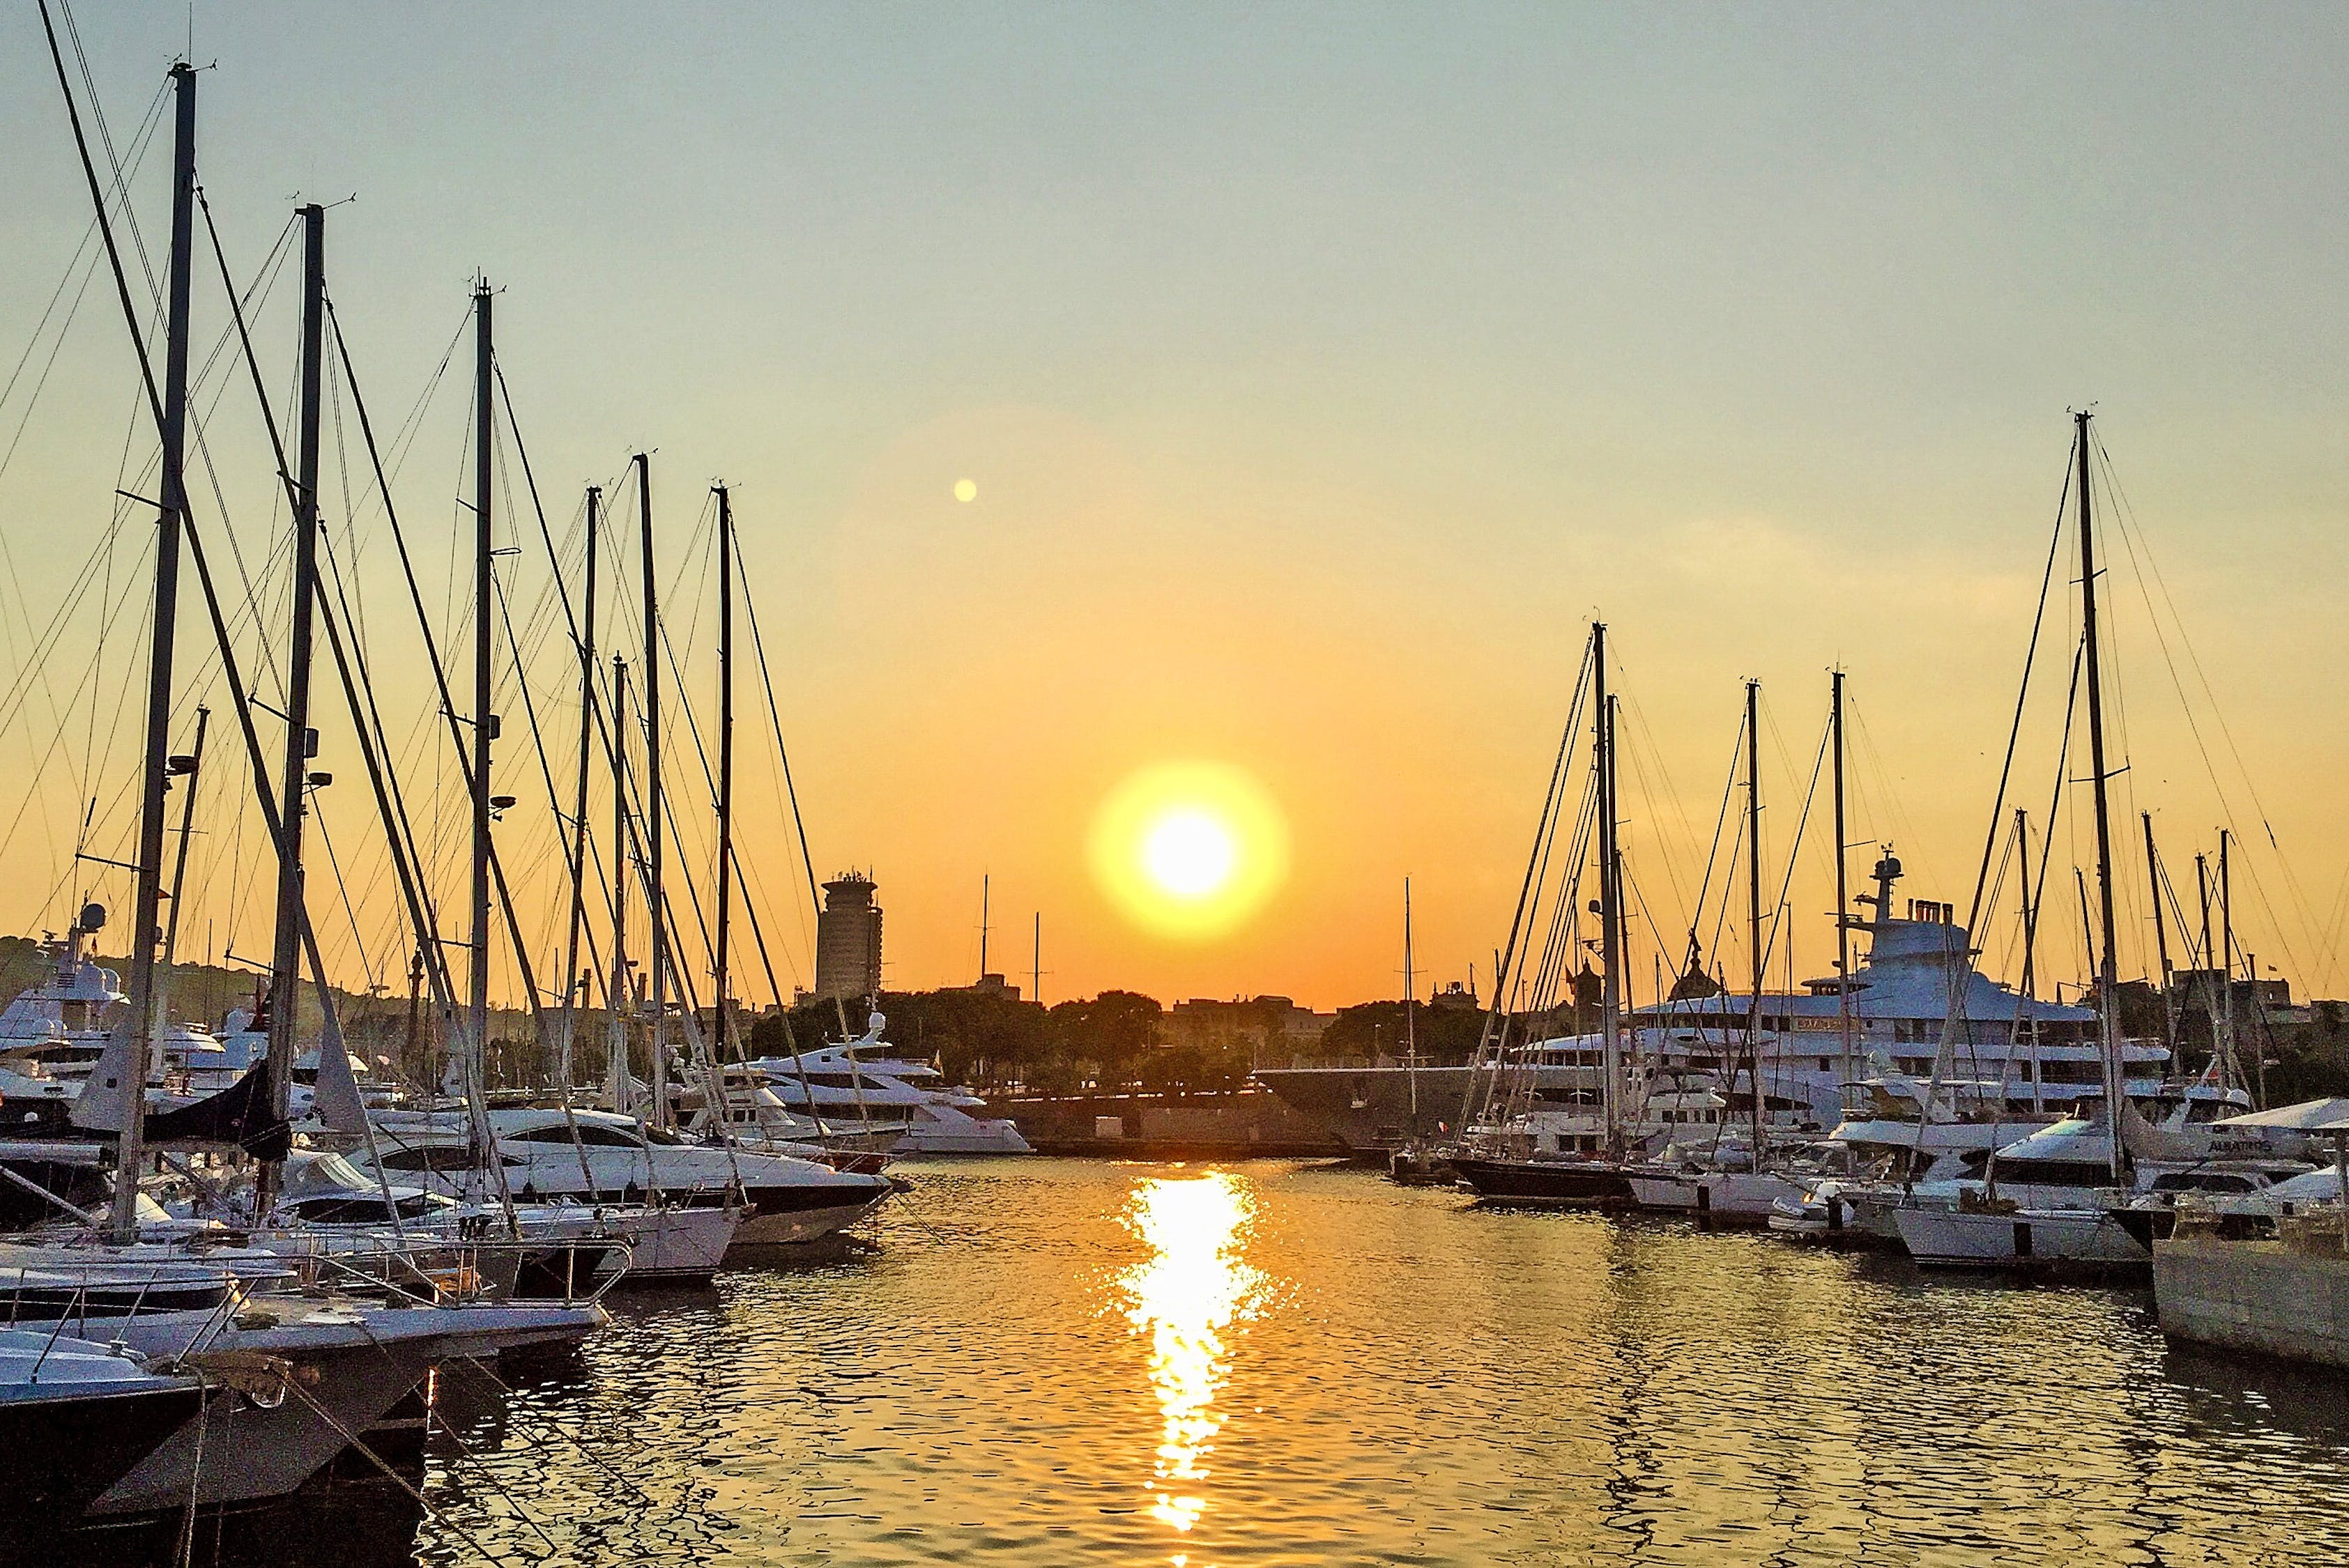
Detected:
left=4, top=7, right=2348, bottom=1016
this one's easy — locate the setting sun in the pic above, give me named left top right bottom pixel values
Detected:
left=1141, top=809, right=1237, bottom=899
left=1091, top=762, right=1290, bottom=940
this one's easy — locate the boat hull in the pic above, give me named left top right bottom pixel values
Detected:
left=1452, top=1158, right=1634, bottom=1206
left=1628, top=1170, right=1803, bottom=1224
left=894, top=1121, right=1035, bottom=1155
left=1894, top=1205, right=2153, bottom=1275
left=728, top=1189, right=892, bottom=1251
left=0, top=1381, right=208, bottom=1541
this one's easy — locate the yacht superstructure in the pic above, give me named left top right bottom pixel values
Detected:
left=747, top=1014, right=1033, bottom=1155
left=1263, top=853, right=2171, bottom=1154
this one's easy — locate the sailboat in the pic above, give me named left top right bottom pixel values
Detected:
left=1451, top=622, right=1643, bottom=1206
left=7, top=47, right=614, bottom=1537
left=1887, top=412, right=2255, bottom=1275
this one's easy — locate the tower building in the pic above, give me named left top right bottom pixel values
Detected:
left=813, top=871, right=883, bottom=1002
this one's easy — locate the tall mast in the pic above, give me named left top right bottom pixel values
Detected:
left=979, top=873, right=990, bottom=981
left=606, top=655, right=632, bottom=1112
left=256, top=201, right=327, bottom=1219
left=558, top=485, right=600, bottom=1090
left=2221, top=829, right=2244, bottom=1102
left=2017, top=808, right=2045, bottom=1112
left=1404, top=875, right=1418, bottom=1123
left=1744, top=677, right=1766, bottom=1158
left=160, top=703, right=210, bottom=974
left=2073, top=410, right=2126, bottom=1181
left=1591, top=624, right=1623, bottom=1158
left=2196, top=851, right=2223, bottom=1086
left=1032, top=913, right=1041, bottom=1006
left=714, top=486, right=735, bottom=1059
left=155, top=704, right=208, bottom=1033
left=2142, top=811, right=2177, bottom=1057
left=468, top=279, right=495, bottom=1110
left=105, top=62, right=198, bottom=1242
left=1831, top=670, right=1852, bottom=1114
left=636, top=453, right=667, bottom=1126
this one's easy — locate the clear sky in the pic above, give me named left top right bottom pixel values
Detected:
left=3, top=3, right=2347, bottom=1015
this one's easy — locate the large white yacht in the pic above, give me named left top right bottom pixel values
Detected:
left=0, top=908, right=219, bottom=1118
left=747, top=1013, right=1033, bottom=1155
left=1264, top=852, right=2170, bottom=1151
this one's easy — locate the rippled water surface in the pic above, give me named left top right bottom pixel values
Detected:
left=192, top=1160, right=2349, bottom=1564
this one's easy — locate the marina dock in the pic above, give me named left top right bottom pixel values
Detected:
left=2156, top=1226, right=2349, bottom=1370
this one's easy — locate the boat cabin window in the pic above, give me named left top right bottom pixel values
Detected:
left=509, top=1123, right=643, bottom=1148
left=2148, top=1171, right=2257, bottom=1194
left=285, top=1192, right=447, bottom=1222
left=376, top=1146, right=525, bottom=1171
left=1996, top=1158, right=2113, bottom=1187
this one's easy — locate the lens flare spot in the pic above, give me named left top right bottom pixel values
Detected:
left=954, top=477, right=978, bottom=502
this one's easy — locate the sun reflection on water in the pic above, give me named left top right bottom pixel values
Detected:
left=1117, top=1170, right=1266, bottom=1544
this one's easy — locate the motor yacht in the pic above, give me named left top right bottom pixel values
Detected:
left=748, top=1013, right=1032, bottom=1155
left=353, top=1105, right=892, bottom=1250
left=268, top=1151, right=739, bottom=1284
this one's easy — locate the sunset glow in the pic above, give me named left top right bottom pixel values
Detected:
left=1090, top=762, right=1290, bottom=941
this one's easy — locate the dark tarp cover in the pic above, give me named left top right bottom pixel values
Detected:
left=142, top=1061, right=291, bottom=1160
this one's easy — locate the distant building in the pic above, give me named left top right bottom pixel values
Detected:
left=2167, top=969, right=2309, bottom=1027
left=1428, top=979, right=1480, bottom=1012
left=1165, top=995, right=1334, bottom=1055
left=948, top=973, right=1023, bottom=1002
left=813, top=873, right=883, bottom=1002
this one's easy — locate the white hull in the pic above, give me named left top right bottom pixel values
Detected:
left=731, top=1197, right=888, bottom=1250
left=613, top=1205, right=740, bottom=1279
left=356, top=1107, right=894, bottom=1254
left=894, top=1122, right=1035, bottom=1156
left=1894, top=1204, right=2151, bottom=1269
left=1628, top=1170, right=1805, bottom=1222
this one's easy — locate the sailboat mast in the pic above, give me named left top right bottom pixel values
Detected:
left=161, top=705, right=209, bottom=970
left=2017, top=808, right=2045, bottom=1112
left=1591, top=624, right=1623, bottom=1157
left=1745, top=677, right=1765, bottom=1158
left=106, top=61, right=198, bottom=1243
left=558, top=485, right=599, bottom=1091
left=2072, top=410, right=2126, bottom=1180
left=979, top=873, right=990, bottom=980
left=606, top=655, right=632, bottom=1111
left=714, top=486, right=735, bottom=1058
left=2142, top=811, right=2177, bottom=1057
left=1404, top=876, right=1417, bottom=1121
left=1831, top=670, right=1852, bottom=1113
left=256, top=201, right=327, bottom=1219
left=468, top=279, right=495, bottom=1105
left=2221, top=829, right=2244, bottom=1101
left=2196, top=851, right=2223, bottom=1086
left=637, top=453, right=668, bottom=1125
left=1032, top=913, right=1041, bottom=1005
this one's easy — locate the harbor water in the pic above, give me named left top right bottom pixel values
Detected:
left=156, top=1160, right=2349, bottom=1565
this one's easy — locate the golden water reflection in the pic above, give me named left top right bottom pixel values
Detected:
left=1116, top=1170, right=1266, bottom=1544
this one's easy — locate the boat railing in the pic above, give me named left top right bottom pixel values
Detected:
left=285, top=1236, right=631, bottom=1310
